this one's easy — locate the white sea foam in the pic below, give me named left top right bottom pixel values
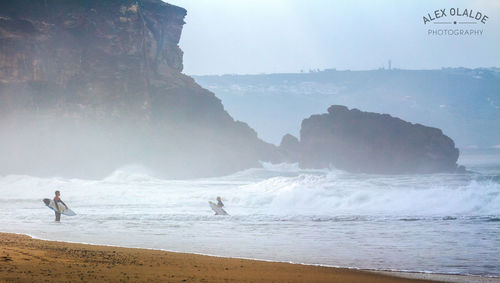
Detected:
left=1, top=159, right=499, bottom=276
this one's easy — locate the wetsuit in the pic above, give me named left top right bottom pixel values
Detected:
left=217, top=200, right=224, bottom=208
left=53, top=196, right=67, bottom=222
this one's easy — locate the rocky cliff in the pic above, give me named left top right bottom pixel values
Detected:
left=281, top=105, right=463, bottom=174
left=0, top=0, right=277, bottom=178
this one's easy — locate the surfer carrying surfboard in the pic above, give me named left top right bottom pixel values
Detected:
left=208, top=197, right=228, bottom=215
left=53, top=190, right=68, bottom=222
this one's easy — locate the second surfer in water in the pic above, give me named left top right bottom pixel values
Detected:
left=53, top=190, right=68, bottom=222
left=209, top=196, right=228, bottom=215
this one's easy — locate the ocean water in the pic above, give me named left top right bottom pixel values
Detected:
left=1, top=149, right=499, bottom=277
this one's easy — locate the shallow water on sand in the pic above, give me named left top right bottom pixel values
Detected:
left=1, top=150, right=499, bottom=276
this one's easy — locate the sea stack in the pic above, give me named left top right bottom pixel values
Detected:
left=283, top=105, right=463, bottom=174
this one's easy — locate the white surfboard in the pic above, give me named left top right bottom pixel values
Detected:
left=209, top=201, right=228, bottom=215
left=43, top=198, right=76, bottom=216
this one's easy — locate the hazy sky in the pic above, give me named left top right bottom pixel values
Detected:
left=166, top=0, right=500, bottom=75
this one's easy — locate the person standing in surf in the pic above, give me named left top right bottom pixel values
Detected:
left=53, top=190, right=68, bottom=222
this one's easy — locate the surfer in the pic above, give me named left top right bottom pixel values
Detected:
left=209, top=197, right=228, bottom=215
left=216, top=196, right=224, bottom=208
left=53, top=190, right=68, bottom=222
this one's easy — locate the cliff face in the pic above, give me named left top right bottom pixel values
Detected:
left=0, top=0, right=185, bottom=113
left=0, top=0, right=277, bottom=178
left=283, top=105, right=462, bottom=174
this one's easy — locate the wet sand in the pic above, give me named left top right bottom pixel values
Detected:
left=0, top=232, right=445, bottom=282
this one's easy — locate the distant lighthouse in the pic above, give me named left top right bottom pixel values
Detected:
left=388, top=60, right=392, bottom=70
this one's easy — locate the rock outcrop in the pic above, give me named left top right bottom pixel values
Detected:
left=278, top=134, right=300, bottom=163
left=281, top=105, right=462, bottom=174
left=0, top=0, right=277, bottom=179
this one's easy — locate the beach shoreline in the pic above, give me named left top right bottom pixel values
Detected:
left=2, top=232, right=497, bottom=283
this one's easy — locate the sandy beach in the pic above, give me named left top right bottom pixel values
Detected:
left=0, top=232, right=447, bottom=283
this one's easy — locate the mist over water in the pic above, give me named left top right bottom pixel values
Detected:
left=1, top=150, right=499, bottom=276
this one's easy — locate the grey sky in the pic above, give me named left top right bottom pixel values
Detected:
left=166, top=0, right=500, bottom=75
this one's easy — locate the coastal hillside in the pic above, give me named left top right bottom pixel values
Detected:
left=193, top=68, right=500, bottom=148
left=0, top=0, right=277, bottom=178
